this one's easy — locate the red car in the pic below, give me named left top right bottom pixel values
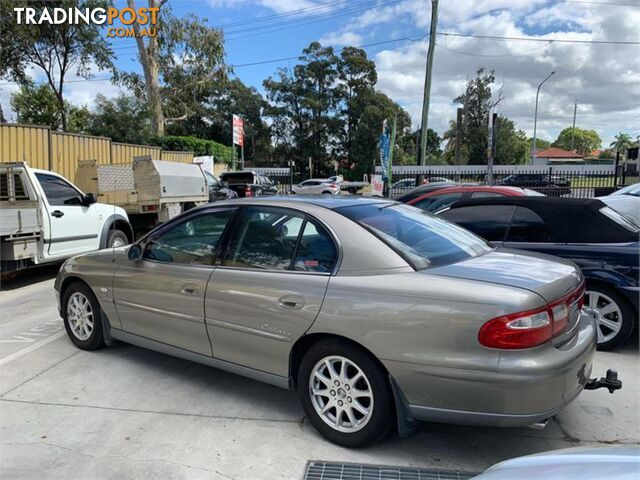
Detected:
left=405, top=185, right=543, bottom=213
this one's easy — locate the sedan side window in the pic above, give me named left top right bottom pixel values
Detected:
left=505, top=206, right=555, bottom=242
left=143, top=209, right=235, bottom=265
left=439, top=205, right=516, bottom=242
left=413, top=192, right=464, bottom=213
left=292, top=219, right=337, bottom=273
left=35, top=173, right=83, bottom=206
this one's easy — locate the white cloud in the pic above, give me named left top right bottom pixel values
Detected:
left=319, top=30, right=362, bottom=46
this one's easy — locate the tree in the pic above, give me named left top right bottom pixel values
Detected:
left=454, top=68, right=501, bottom=164
left=124, top=0, right=226, bottom=137
left=609, top=132, right=632, bottom=160
left=86, top=94, right=152, bottom=144
left=11, top=82, right=89, bottom=133
left=530, top=137, right=551, bottom=152
left=494, top=117, right=529, bottom=165
left=552, top=127, right=601, bottom=155
left=405, top=127, right=441, bottom=163
left=1, top=0, right=115, bottom=131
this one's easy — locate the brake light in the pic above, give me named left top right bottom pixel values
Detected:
left=479, top=282, right=585, bottom=349
left=244, top=187, right=252, bottom=197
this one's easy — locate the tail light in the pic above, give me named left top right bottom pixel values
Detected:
left=479, top=283, right=585, bottom=349
left=244, top=187, right=252, bottom=197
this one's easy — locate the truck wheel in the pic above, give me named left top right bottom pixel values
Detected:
left=585, top=285, right=634, bottom=351
left=297, top=339, right=393, bottom=447
left=107, top=229, right=128, bottom=248
left=62, top=282, right=105, bottom=350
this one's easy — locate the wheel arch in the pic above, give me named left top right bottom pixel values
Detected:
left=99, top=214, right=134, bottom=248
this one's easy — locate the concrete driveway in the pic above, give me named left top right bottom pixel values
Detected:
left=1, top=267, right=638, bottom=479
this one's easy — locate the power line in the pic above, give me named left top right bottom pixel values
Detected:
left=439, top=31, right=640, bottom=45
left=436, top=41, right=553, bottom=57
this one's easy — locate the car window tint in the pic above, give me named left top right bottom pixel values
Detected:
left=35, top=173, right=82, bottom=206
left=292, top=219, right=337, bottom=273
left=470, top=191, right=507, bottom=199
left=144, top=209, right=234, bottom=265
left=412, top=192, right=464, bottom=212
left=505, top=207, right=555, bottom=242
left=223, top=206, right=302, bottom=270
left=439, top=205, right=515, bottom=242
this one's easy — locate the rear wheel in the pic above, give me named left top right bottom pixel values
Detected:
left=62, top=282, right=105, bottom=350
left=297, top=339, right=393, bottom=447
left=584, top=285, right=634, bottom=351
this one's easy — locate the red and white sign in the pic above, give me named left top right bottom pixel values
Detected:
left=232, top=114, right=244, bottom=147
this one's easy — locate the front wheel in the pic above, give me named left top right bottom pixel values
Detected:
left=584, top=285, right=634, bottom=351
left=62, top=282, right=105, bottom=350
left=297, top=340, right=393, bottom=447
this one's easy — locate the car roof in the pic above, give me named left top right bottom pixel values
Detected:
left=447, top=196, right=638, bottom=243
left=413, top=185, right=528, bottom=199
left=199, top=195, right=394, bottom=210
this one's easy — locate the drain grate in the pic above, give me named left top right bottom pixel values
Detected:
left=303, top=461, right=477, bottom=480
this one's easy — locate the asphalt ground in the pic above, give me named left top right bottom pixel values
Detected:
left=1, top=265, right=638, bottom=479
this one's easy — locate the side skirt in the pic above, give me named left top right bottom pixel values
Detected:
left=110, top=328, right=290, bottom=390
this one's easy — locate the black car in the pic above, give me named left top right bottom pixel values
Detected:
left=219, top=171, right=279, bottom=198
left=436, top=197, right=639, bottom=350
left=203, top=171, right=237, bottom=201
left=497, top=173, right=571, bottom=196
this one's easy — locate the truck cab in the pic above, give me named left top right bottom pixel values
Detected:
left=1, top=162, right=133, bottom=273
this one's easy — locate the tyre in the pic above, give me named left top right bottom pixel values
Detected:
left=62, top=282, right=105, bottom=350
left=584, top=284, right=635, bottom=351
left=297, top=339, right=393, bottom=447
left=107, top=229, right=128, bottom=248
left=321, top=191, right=333, bottom=194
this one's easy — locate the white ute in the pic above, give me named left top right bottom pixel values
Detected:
left=0, top=162, right=133, bottom=274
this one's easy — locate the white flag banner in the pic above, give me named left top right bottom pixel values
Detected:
left=232, top=114, right=244, bottom=147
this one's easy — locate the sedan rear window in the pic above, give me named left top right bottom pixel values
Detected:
left=337, top=203, right=491, bottom=269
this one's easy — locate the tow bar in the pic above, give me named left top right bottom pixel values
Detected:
left=585, top=369, right=622, bottom=393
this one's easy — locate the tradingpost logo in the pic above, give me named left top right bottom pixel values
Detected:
left=13, top=5, right=159, bottom=38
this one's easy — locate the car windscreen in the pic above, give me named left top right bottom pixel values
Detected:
left=336, top=203, right=491, bottom=269
left=220, top=172, right=254, bottom=184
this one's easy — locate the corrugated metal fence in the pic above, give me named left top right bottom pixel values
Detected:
left=0, top=124, right=194, bottom=182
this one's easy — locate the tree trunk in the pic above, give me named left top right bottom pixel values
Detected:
left=129, top=0, right=164, bottom=137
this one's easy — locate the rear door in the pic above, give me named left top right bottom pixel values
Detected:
left=35, top=172, right=101, bottom=256
left=205, top=205, right=338, bottom=376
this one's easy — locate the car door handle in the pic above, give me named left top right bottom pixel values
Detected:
left=52, top=210, right=64, bottom=218
left=181, top=286, right=197, bottom=295
left=277, top=295, right=305, bottom=310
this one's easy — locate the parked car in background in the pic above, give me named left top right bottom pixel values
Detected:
left=393, top=181, right=459, bottom=202
left=203, top=171, right=238, bottom=202
left=390, top=178, right=417, bottom=196
left=598, top=195, right=640, bottom=225
left=471, top=446, right=640, bottom=480
left=219, top=171, right=279, bottom=197
left=292, top=179, right=340, bottom=195
left=497, top=173, right=571, bottom=196
left=55, top=196, right=617, bottom=447
left=404, top=185, right=543, bottom=213
left=610, top=182, right=640, bottom=197
left=1, top=162, right=133, bottom=274
left=437, top=197, right=639, bottom=350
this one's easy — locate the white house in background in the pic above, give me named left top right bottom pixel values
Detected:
left=533, top=147, right=584, bottom=165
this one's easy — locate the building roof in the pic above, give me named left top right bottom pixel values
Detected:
left=536, top=148, right=583, bottom=159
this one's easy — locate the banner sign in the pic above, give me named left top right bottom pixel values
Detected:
left=232, top=114, right=244, bottom=147
left=379, top=119, right=391, bottom=181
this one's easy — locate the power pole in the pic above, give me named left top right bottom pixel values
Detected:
left=455, top=108, right=463, bottom=167
left=571, top=99, right=577, bottom=151
left=487, top=111, right=497, bottom=185
left=419, top=0, right=439, bottom=165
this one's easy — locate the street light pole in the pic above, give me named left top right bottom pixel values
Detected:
left=531, top=70, right=555, bottom=165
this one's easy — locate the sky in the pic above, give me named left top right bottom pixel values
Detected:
left=2, top=0, right=639, bottom=147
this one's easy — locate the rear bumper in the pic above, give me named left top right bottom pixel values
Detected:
left=386, top=313, right=596, bottom=427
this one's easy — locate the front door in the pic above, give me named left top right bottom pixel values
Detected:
left=112, top=207, right=237, bottom=355
left=206, top=206, right=338, bottom=376
left=35, top=172, right=100, bottom=256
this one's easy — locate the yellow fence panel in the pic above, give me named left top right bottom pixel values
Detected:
left=51, top=132, right=111, bottom=182
left=0, top=124, right=50, bottom=170
left=160, top=150, right=194, bottom=163
left=112, top=143, right=161, bottom=164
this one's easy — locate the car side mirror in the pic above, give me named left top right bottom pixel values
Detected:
left=83, top=193, right=97, bottom=206
left=128, top=244, right=142, bottom=262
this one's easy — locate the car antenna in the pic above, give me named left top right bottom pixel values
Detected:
left=111, top=177, right=116, bottom=262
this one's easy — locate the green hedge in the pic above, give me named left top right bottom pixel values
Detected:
left=151, top=136, right=234, bottom=165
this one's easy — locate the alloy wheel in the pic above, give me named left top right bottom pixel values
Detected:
left=309, top=355, right=374, bottom=433
left=66, top=292, right=94, bottom=341
left=584, top=290, right=623, bottom=344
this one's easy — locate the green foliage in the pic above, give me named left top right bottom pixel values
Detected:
left=151, top=136, right=234, bottom=164
left=531, top=137, right=551, bottom=151
left=609, top=132, right=633, bottom=159
left=552, top=127, right=601, bottom=155
left=494, top=117, right=529, bottom=165
left=86, top=94, right=152, bottom=144
left=11, top=82, right=89, bottom=133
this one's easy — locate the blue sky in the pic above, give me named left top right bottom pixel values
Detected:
left=2, top=0, right=639, bottom=146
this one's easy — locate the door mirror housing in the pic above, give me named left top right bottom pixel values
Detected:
left=82, top=193, right=97, bottom=206
left=128, top=244, right=143, bottom=262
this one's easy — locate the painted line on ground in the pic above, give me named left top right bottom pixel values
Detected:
left=0, top=331, right=66, bottom=367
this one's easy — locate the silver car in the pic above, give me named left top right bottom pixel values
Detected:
left=55, top=197, right=601, bottom=447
